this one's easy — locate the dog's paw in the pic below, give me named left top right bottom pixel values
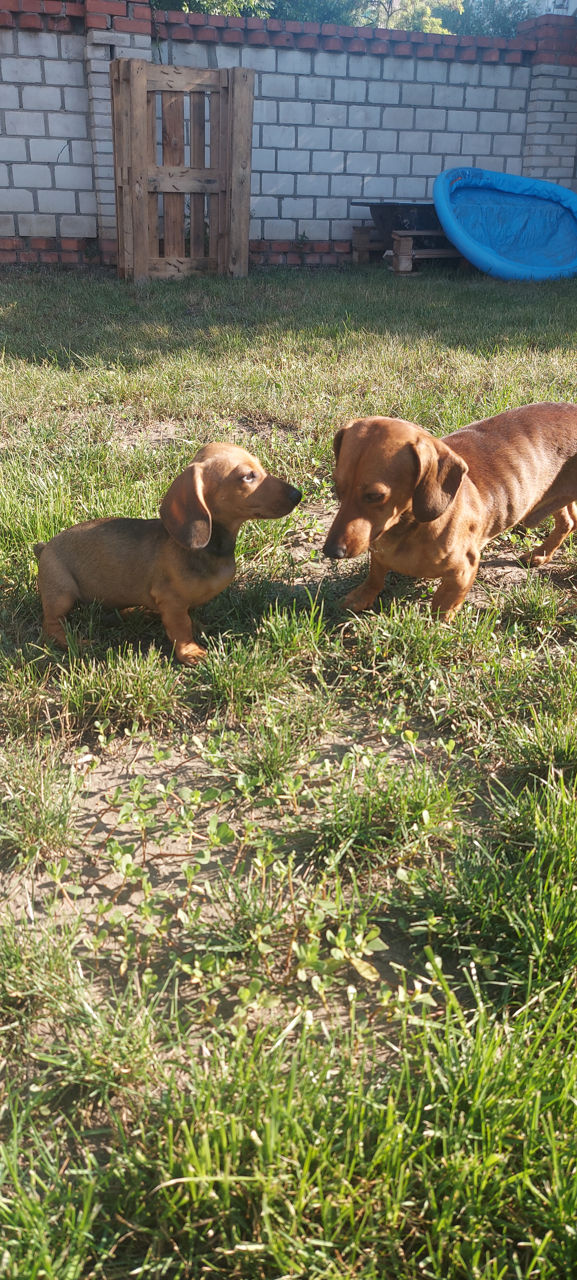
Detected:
left=520, top=547, right=549, bottom=568
left=175, top=641, right=207, bottom=666
left=342, top=586, right=378, bottom=612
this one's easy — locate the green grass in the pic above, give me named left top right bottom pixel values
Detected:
left=1, top=264, right=577, bottom=1277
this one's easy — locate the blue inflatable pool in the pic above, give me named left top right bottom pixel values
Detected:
left=433, top=167, right=577, bottom=282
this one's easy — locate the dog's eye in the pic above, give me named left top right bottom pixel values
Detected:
left=364, top=490, right=385, bottom=504
left=241, top=471, right=258, bottom=484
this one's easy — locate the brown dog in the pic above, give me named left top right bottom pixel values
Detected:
left=323, top=403, right=577, bottom=619
left=34, top=443, right=301, bottom=664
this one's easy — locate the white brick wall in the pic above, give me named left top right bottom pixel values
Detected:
left=1, top=21, right=575, bottom=251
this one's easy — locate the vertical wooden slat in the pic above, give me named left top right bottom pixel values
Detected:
left=162, top=91, right=185, bottom=258
left=217, top=70, right=229, bottom=274
left=147, top=89, right=159, bottom=258
left=227, top=67, right=254, bottom=277
left=189, top=90, right=205, bottom=261
left=126, top=59, right=149, bottom=283
left=208, top=86, right=221, bottom=268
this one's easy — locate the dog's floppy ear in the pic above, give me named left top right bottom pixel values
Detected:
left=333, top=427, right=346, bottom=463
left=411, top=438, right=468, bottom=523
left=160, top=463, right=212, bottom=549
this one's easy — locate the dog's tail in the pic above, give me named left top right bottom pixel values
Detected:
left=33, top=542, right=46, bottom=560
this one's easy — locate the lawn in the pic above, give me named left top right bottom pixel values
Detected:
left=1, top=263, right=577, bottom=1279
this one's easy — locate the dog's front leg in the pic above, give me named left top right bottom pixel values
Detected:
left=430, top=560, right=479, bottom=620
left=343, top=550, right=389, bottom=612
left=157, top=599, right=206, bottom=665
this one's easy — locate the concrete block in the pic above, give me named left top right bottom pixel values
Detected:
left=312, top=150, right=345, bottom=173
left=314, top=103, right=347, bottom=126
left=262, top=172, right=295, bottom=195
left=379, top=57, right=417, bottom=82
left=368, top=81, right=400, bottom=105
left=398, top=130, right=430, bottom=153
left=261, top=74, right=296, bottom=99
left=166, top=44, right=208, bottom=68
left=1, top=190, right=34, bottom=211
left=241, top=48, right=276, bottom=72
left=298, top=76, right=331, bottom=102
left=298, top=125, right=330, bottom=150
left=37, top=190, right=76, bottom=214
left=278, top=149, right=311, bottom=172
left=262, top=124, right=296, bottom=148
left=349, top=55, right=382, bottom=80
left=479, top=66, right=511, bottom=88
left=18, top=213, right=57, bottom=236
left=0, top=215, right=15, bottom=235
left=416, top=107, right=446, bottom=130
left=431, top=132, right=460, bottom=154
left=411, top=154, right=441, bottom=176
left=276, top=50, right=312, bottom=75
left=496, top=88, right=527, bottom=111
left=55, top=165, right=93, bottom=190
left=297, top=173, right=329, bottom=196
left=345, top=151, right=378, bottom=174
left=382, top=106, right=414, bottom=129
left=492, top=135, right=522, bottom=156
left=1, top=140, right=27, bottom=162
left=264, top=218, right=296, bottom=238
left=332, top=127, right=364, bottom=151
left=479, top=111, right=508, bottom=133
left=64, top=87, right=90, bottom=113
left=16, top=31, right=59, bottom=58
left=316, top=196, right=348, bottom=218
left=395, top=176, right=428, bottom=198
left=363, top=175, right=395, bottom=198
left=463, top=132, right=490, bottom=153
left=366, top=129, right=398, bottom=151
left=251, top=172, right=260, bottom=195
left=476, top=156, right=505, bottom=173
left=295, top=219, right=330, bottom=237
left=30, top=138, right=69, bottom=162
left=249, top=218, right=263, bottom=238
left=22, top=85, right=62, bottom=111
left=252, top=196, right=280, bottom=217
left=2, top=58, right=42, bottom=85
left=330, top=174, right=362, bottom=195
left=448, top=62, right=480, bottom=87
left=214, top=46, right=241, bottom=69
left=252, top=149, right=276, bottom=172
left=71, top=141, right=94, bottom=165
left=0, top=166, right=8, bottom=188
left=48, top=113, right=88, bottom=139
left=314, top=50, right=347, bottom=78
left=11, top=164, right=52, bottom=189
left=416, top=61, right=447, bottom=84
left=335, top=78, right=367, bottom=103
left=348, top=104, right=381, bottom=128
left=379, top=153, right=411, bottom=175
left=279, top=101, right=311, bottom=124
left=464, top=86, right=495, bottom=110
left=509, top=112, right=526, bottom=134
left=511, top=67, right=531, bottom=89
left=401, top=83, right=433, bottom=107
left=5, top=110, right=45, bottom=135
left=282, top=197, right=313, bottom=218
left=0, top=86, right=19, bottom=109
left=433, top=85, right=464, bottom=108
left=0, top=31, right=15, bottom=54
left=505, top=157, right=523, bottom=176
left=60, top=214, right=97, bottom=236
left=446, top=109, right=477, bottom=131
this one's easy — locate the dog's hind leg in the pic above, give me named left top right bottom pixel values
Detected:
left=521, top=503, right=577, bottom=568
left=37, top=554, right=79, bottom=647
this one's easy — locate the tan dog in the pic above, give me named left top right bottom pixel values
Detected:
left=34, top=443, right=301, bottom=664
left=323, top=403, right=577, bottom=619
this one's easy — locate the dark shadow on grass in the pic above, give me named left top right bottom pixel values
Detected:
left=1, top=266, right=576, bottom=371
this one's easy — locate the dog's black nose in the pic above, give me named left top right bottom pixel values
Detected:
left=323, top=541, right=347, bottom=559
left=290, top=486, right=302, bottom=506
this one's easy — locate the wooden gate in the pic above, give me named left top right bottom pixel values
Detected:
left=110, top=59, right=254, bottom=281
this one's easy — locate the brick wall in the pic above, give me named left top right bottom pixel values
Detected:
left=0, top=3, right=576, bottom=268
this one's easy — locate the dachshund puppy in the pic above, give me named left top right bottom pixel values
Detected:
left=34, top=443, right=301, bottom=664
left=323, top=403, right=577, bottom=619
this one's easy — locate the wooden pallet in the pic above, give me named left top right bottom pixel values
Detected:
left=392, top=229, right=463, bottom=274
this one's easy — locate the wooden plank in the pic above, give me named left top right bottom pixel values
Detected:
left=208, top=81, right=222, bottom=269
left=125, top=60, right=150, bottom=282
left=227, top=67, right=254, bottom=278
left=145, top=65, right=222, bottom=93
left=147, top=166, right=224, bottom=194
left=392, top=229, right=448, bottom=239
left=110, top=60, right=127, bottom=278
left=217, top=71, right=229, bottom=272
left=147, top=88, right=159, bottom=258
left=148, top=255, right=218, bottom=278
left=190, top=90, right=205, bottom=261
left=161, top=90, right=185, bottom=259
